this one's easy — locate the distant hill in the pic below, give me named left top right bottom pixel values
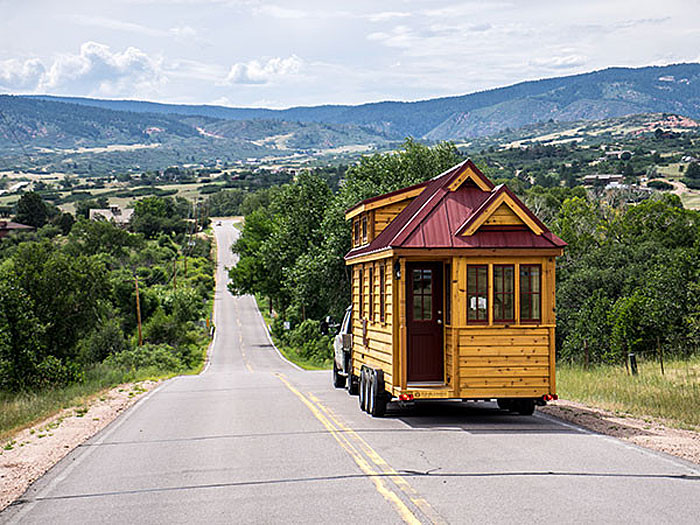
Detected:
left=0, top=95, right=388, bottom=172
left=27, top=63, right=700, bottom=140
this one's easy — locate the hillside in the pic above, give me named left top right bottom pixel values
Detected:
left=28, top=63, right=700, bottom=140
left=0, top=95, right=388, bottom=172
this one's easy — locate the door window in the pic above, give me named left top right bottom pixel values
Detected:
left=412, top=269, right=433, bottom=321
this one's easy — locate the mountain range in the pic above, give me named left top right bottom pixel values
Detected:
left=0, top=63, right=698, bottom=172
left=26, top=63, right=700, bottom=140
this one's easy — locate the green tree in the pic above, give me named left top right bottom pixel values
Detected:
left=14, top=192, right=49, bottom=228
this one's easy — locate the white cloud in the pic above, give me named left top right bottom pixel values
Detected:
left=367, top=11, right=411, bottom=23
left=530, top=54, right=589, bottom=69
left=0, top=58, right=45, bottom=90
left=254, top=4, right=307, bottom=19
left=223, top=55, right=303, bottom=85
left=0, top=42, right=165, bottom=98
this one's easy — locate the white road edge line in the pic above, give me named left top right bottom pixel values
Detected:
left=252, top=298, right=304, bottom=372
left=535, top=411, right=700, bottom=474
left=6, top=381, right=170, bottom=524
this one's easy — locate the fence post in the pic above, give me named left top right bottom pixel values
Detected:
left=628, top=352, right=638, bottom=376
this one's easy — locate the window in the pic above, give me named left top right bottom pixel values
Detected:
left=369, top=266, right=374, bottom=320
left=359, top=268, right=364, bottom=318
left=379, top=265, right=386, bottom=323
left=354, top=219, right=360, bottom=247
left=493, top=265, right=515, bottom=323
left=411, top=268, right=433, bottom=321
left=520, top=264, right=541, bottom=323
left=445, top=263, right=451, bottom=325
left=361, top=215, right=368, bottom=244
left=467, top=265, right=488, bottom=323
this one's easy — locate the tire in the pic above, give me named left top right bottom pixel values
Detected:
left=333, top=361, right=346, bottom=388
left=497, top=399, right=512, bottom=411
left=367, top=372, right=376, bottom=415
left=358, top=369, right=367, bottom=411
left=368, top=370, right=387, bottom=418
left=347, top=373, right=359, bottom=395
left=515, top=399, right=535, bottom=416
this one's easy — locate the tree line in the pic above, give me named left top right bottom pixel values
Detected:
left=0, top=193, right=214, bottom=392
left=230, top=139, right=700, bottom=367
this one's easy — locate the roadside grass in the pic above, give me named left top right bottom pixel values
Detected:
left=557, top=356, right=700, bottom=429
left=0, top=364, right=179, bottom=442
left=254, top=294, right=331, bottom=371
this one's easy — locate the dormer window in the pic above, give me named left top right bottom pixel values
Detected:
left=354, top=218, right=360, bottom=247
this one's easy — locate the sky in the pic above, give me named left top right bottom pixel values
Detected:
left=0, top=0, right=698, bottom=109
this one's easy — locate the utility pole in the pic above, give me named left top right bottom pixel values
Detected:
left=134, top=275, right=143, bottom=347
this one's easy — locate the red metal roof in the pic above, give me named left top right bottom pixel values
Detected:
left=345, top=159, right=566, bottom=260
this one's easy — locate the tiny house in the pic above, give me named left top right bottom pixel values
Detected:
left=339, top=160, right=566, bottom=416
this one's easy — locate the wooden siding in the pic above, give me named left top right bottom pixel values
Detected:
left=373, top=200, right=411, bottom=238
left=350, top=259, right=395, bottom=389
left=484, top=203, right=524, bottom=227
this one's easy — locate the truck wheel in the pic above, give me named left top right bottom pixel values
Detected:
left=333, top=361, right=346, bottom=389
left=347, top=373, right=359, bottom=395
left=515, top=399, right=535, bottom=416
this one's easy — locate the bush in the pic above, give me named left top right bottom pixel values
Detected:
left=78, top=319, right=127, bottom=363
left=104, top=343, right=183, bottom=372
left=284, top=319, right=333, bottom=363
left=682, top=177, right=700, bottom=190
left=647, top=180, right=673, bottom=191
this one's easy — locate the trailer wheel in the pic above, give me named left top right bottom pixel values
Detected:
left=332, top=361, right=346, bottom=389
left=515, top=399, right=535, bottom=416
left=358, top=369, right=367, bottom=412
left=497, top=399, right=513, bottom=411
left=368, top=372, right=387, bottom=418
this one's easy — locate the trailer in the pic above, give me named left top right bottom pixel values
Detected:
left=333, top=159, right=566, bottom=416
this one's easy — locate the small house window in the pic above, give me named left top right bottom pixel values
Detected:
left=467, top=265, right=488, bottom=323
left=369, top=266, right=374, bottom=320
left=379, top=265, right=386, bottom=323
left=520, top=264, right=541, bottom=323
left=362, top=215, right=368, bottom=244
left=354, top=219, right=360, bottom=247
left=445, top=263, right=451, bottom=325
left=493, top=264, right=515, bottom=323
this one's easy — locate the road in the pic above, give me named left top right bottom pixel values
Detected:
left=3, top=219, right=699, bottom=524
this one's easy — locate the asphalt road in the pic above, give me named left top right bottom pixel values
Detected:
left=3, top=219, right=699, bottom=524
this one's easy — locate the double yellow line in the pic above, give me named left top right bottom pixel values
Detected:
left=276, top=373, right=445, bottom=525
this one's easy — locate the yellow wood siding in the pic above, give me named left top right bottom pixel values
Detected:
left=372, top=201, right=411, bottom=237
left=483, top=203, right=524, bottom=227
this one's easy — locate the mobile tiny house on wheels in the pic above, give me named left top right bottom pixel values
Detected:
left=334, top=159, right=566, bottom=416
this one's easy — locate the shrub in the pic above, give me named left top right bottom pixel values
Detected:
left=104, top=343, right=183, bottom=372
left=647, top=180, right=673, bottom=191
left=78, top=319, right=127, bottom=363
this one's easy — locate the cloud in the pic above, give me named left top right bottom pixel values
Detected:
left=0, top=42, right=165, bottom=98
left=367, top=11, right=412, bottom=23
left=224, top=55, right=303, bottom=85
left=529, top=54, right=588, bottom=69
left=0, top=58, right=46, bottom=90
left=254, top=4, right=307, bottom=19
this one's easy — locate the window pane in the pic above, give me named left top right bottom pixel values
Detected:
left=412, top=269, right=422, bottom=294
left=413, top=295, right=422, bottom=320
left=504, top=267, right=514, bottom=293
left=532, top=295, right=541, bottom=320
left=478, top=267, right=487, bottom=293
left=477, top=294, right=487, bottom=320
left=423, top=270, right=432, bottom=293
left=503, top=293, right=513, bottom=320
left=423, top=295, right=432, bottom=320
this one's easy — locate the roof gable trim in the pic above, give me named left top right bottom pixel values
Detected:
left=457, top=186, right=544, bottom=237
left=446, top=162, right=493, bottom=192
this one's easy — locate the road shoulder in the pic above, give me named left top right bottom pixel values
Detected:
left=0, top=380, right=160, bottom=511
left=540, top=399, right=700, bottom=466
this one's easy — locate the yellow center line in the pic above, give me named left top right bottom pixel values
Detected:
left=239, top=332, right=253, bottom=372
left=307, top=392, right=446, bottom=525
left=276, top=373, right=420, bottom=525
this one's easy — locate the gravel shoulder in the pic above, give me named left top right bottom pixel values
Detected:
left=0, top=380, right=160, bottom=511
left=540, top=399, right=700, bottom=465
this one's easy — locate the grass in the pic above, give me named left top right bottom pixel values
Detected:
left=0, top=363, right=181, bottom=441
left=254, top=294, right=331, bottom=371
left=557, top=356, right=700, bottom=430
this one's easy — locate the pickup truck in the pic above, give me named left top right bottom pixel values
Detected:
left=332, top=306, right=358, bottom=394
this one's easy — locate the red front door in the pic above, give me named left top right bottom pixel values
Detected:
left=406, top=262, right=444, bottom=382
